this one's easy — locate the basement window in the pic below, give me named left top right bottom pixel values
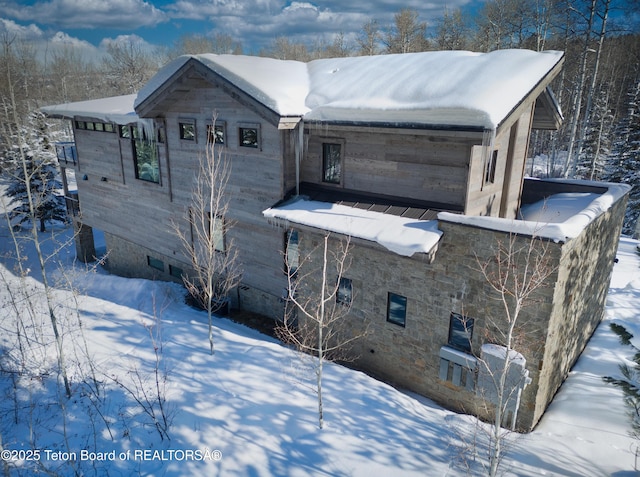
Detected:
left=387, top=292, right=407, bottom=327
left=147, top=256, right=164, bottom=272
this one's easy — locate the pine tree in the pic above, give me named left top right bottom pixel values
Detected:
left=4, top=114, right=66, bottom=232
left=606, top=77, right=640, bottom=236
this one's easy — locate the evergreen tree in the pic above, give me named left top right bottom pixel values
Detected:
left=606, top=77, right=640, bottom=236
left=4, top=114, right=66, bottom=232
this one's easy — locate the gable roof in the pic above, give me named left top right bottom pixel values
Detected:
left=135, top=49, right=564, bottom=131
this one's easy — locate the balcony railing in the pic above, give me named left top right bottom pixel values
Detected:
left=55, top=142, right=77, bottom=166
left=65, top=192, right=80, bottom=217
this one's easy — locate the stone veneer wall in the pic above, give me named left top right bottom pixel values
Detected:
left=533, top=193, right=628, bottom=426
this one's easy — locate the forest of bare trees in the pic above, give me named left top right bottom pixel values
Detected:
left=1, top=0, right=639, bottom=231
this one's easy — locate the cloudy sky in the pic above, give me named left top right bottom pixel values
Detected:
left=0, top=0, right=482, bottom=59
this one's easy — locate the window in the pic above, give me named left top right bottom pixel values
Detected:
left=104, top=123, right=115, bottom=133
left=208, top=214, right=225, bottom=253
left=119, top=125, right=130, bottom=138
left=484, top=150, right=497, bottom=185
left=179, top=120, right=196, bottom=141
left=147, top=256, right=164, bottom=271
left=169, top=265, right=183, bottom=279
left=322, top=143, right=342, bottom=184
left=448, top=312, right=474, bottom=353
left=132, top=125, right=160, bottom=184
left=75, top=120, right=86, bottom=130
left=285, top=230, right=299, bottom=275
left=239, top=126, right=259, bottom=148
left=86, top=121, right=95, bottom=131
left=207, top=122, right=225, bottom=145
left=337, top=277, right=352, bottom=306
left=94, top=122, right=104, bottom=132
left=387, top=292, right=407, bottom=327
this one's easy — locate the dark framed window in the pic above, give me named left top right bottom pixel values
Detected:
left=448, top=312, right=474, bottom=353
left=207, top=122, right=225, bottom=145
left=179, top=120, right=196, bottom=141
left=387, top=292, right=407, bottom=327
left=239, top=127, right=259, bottom=148
left=119, top=125, right=130, bottom=138
left=132, top=125, right=160, bottom=184
left=86, top=121, right=95, bottom=131
left=104, top=123, right=115, bottom=133
left=75, top=120, right=86, bottom=130
left=337, top=277, right=352, bottom=306
left=169, top=265, right=183, bottom=279
left=322, top=143, right=342, bottom=184
left=147, top=256, right=164, bottom=271
left=94, top=122, right=104, bottom=132
left=484, top=150, right=497, bottom=185
left=285, top=229, right=299, bottom=275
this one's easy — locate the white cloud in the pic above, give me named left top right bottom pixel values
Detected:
left=0, top=18, right=44, bottom=40
left=0, top=0, right=167, bottom=29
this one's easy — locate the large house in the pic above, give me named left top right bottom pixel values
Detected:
left=42, top=49, right=629, bottom=431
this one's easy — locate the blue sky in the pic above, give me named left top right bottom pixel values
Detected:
left=0, top=0, right=482, bottom=58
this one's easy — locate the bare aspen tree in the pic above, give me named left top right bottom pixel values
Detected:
left=474, top=232, right=557, bottom=476
left=174, top=118, right=241, bottom=355
left=2, top=34, right=72, bottom=397
left=279, top=232, right=365, bottom=429
left=357, top=19, right=382, bottom=56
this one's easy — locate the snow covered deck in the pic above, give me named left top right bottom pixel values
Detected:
left=263, top=180, right=631, bottom=256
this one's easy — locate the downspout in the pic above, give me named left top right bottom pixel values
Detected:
left=296, top=119, right=304, bottom=196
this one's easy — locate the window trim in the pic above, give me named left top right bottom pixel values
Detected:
left=386, top=292, right=407, bottom=327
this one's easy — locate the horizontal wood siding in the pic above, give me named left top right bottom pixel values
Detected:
left=302, top=125, right=481, bottom=208
left=77, top=79, right=288, bottom=300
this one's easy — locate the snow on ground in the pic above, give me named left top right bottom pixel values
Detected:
left=1, top=217, right=639, bottom=476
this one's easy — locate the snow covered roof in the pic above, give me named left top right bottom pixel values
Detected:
left=41, top=94, right=138, bottom=124
left=262, top=198, right=443, bottom=257
left=135, top=49, right=564, bottom=130
left=439, top=181, right=631, bottom=243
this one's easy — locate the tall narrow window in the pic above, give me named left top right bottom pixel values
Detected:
left=322, top=143, right=341, bottom=184
left=285, top=229, right=299, bottom=275
left=448, top=312, right=474, bottom=353
left=132, top=125, right=160, bottom=184
left=387, top=292, right=407, bottom=327
left=484, top=150, right=497, bottom=185
left=337, top=277, right=352, bottom=306
left=209, top=214, right=225, bottom=253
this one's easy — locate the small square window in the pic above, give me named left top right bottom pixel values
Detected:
left=147, top=256, right=164, bottom=272
left=119, top=125, right=130, bottom=138
left=448, top=312, right=474, bottom=353
left=207, top=123, right=225, bottom=145
left=387, top=292, right=407, bottom=327
left=179, top=121, right=196, bottom=141
left=239, top=127, right=258, bottom=148
left=104, top=123, right=115, bottom=133
left=94, top=122, right=104, bottom=132
left=75, top=120, right=86, bottom=130
left=322, top=143, right=342, bottom=184
left=337, top=277, right=352, bottom=306
left=86, top=122, right=95, bottom=131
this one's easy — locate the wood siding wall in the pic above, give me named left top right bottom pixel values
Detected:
left=301, top=124, right=484, bottom=209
